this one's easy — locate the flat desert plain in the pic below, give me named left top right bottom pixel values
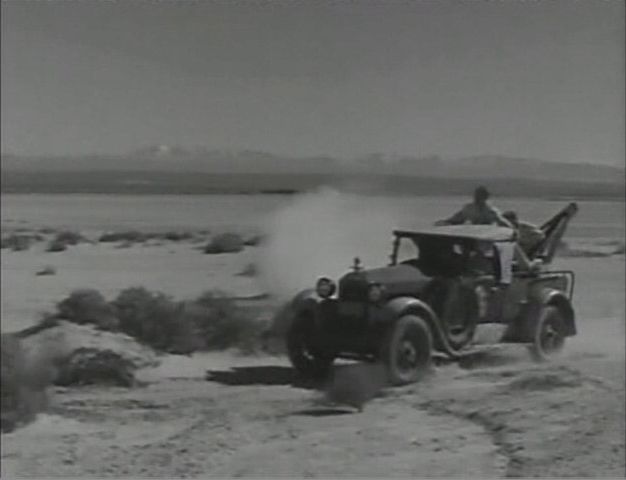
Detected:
left=1, top=191, right=624, bottom=478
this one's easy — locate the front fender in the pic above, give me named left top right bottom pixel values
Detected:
left=291, top=288, right=320, bottom=312
left=532, top=288, right=576, bottom=336
left=269, top=289, right=318, bottom=337
left=382, top=297, right=461, bottom=358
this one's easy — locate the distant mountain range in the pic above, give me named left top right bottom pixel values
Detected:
left=1, top=149, right=624, bottom=197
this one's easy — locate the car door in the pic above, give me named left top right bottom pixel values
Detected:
left=474, top=275, right=506, bottom=324
left=500, top=274, right=532, bottom=323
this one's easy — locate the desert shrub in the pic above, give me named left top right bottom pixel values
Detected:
left=99, top=230, right=147, bottom=243
left=1, top=334, right=53, bottom=433
left=204, top=233, right=245, bottom=254
left=112, top=287, right=202, bottom=354
left=112, top=288, right=262, bottom=354
left=243, top=234, right=264, bottom=247
left=56, top=289, right=119, bottom=331
left=54, top=348, right=136, bottom=387
left=47, top=287, right=263, bottom=356
left=54, top=230, right=85, bottom=245
left=46, top=238, right=67, bottom=252
left=189, top=292, right=263, bottom=353
left=45, top=230, right=86, bottom=252
left=237, top=262, right=258, bottom=277
left=1, top=234, right=34, bottom=251
left=36, top=265, right=57, bottom=276
left=157, top=231, right=194, bottom=242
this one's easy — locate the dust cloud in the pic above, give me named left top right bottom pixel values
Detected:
left=256, top=187, right=405, bottom=301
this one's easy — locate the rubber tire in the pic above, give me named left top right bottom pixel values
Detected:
left=381, top=315, right=433, bottom=386
left=286, top=313, right=334, bottom=380
left=528, top=305, right=566, bottom=362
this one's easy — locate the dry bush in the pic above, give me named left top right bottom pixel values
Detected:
left=48, top=287, right=263, bottom=356
left=36, top=265, right=57, bottom=276
left=99, top=230, right=147, bottom=244
left=113, top=288, right=261, bottom=354
left=155, top=231, right=195, bottom=242
left=54, top=348, right=136, bottom=387
left=112, top=287, right=202, bottom=354
left=204, top=233, right=245, bottom=254
left=45, top=230, right=86, bottom=252
left=46, top=238, right=67, bottom=252
left=189, top=292, right=264, bottom=353
left=1, top=334, right=54, bottom=433
left=54, top=230, right=85, bottom=246
left=237, top=262, right=258, bottom=277
left=55, top=289, right=119, bottom=331
left=98, top=230, right=195, bottom=245
left=1, top=233, right=35, bottom=251
left=244, top=234, right=264, bottom=247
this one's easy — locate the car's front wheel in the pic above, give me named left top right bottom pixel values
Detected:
left=381, top=315, right=433, bottom=385
left=286, top=313, right=334, bottom=379
left=528, top=305, right=566, bottom=361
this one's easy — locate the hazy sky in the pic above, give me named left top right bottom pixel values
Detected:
left=1, top=0, right=624, bottom=165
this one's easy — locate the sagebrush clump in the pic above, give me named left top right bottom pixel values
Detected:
left=49, top=287, right=263, bottom=354
left=204, top=233, right=245, bottom=254
left=112, top=287, right=203, bottom=354
left=99, top=230, right=147, bottom=244
left=1, top=233, right=38, bottom=251
left=191, top=291, right=263, bottom=353
left=46, top=230, right=87, bottom=252
left=56, top=289, right=120, bottom=330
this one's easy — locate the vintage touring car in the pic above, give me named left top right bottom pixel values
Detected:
left=285, top=203, right=579, bottom=385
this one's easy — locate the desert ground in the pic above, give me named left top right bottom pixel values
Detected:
left=1, top=191, right=624, bottom=478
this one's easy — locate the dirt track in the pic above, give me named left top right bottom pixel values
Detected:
left=1, top=227, right=624, bottom=477
left=1, top=341, right=624, bottom=478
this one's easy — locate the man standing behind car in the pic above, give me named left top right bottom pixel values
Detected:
left=435, top=186, right=513, bottom=227
left=502, top=210, right=545, bottom=255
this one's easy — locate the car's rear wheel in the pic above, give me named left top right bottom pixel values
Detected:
left=381, top=315, right=432, bottom=385
left=528, top=305, right=566, bottom=361
left=286, top=313, right=334, bottom=379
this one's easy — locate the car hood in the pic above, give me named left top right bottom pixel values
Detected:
left=338, top=264, right=432, bottom=300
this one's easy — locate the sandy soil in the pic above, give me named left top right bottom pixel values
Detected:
left=1, top=236, right=624, bottom=477
left=1, top=343, right=623, bottom=478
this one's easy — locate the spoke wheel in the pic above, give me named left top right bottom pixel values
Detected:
left=529, top=305, right=566, bottom=361
left=382, top=315, right=432, bottom=385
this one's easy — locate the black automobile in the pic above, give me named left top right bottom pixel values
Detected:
left=285, top=203, right=579, bottom=385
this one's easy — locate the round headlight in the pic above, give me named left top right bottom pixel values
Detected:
left=316, top=277, right=336, bottom=299
left=367, top=283, right=385, bottom=303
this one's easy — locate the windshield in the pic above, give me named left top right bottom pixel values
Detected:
left=393, top=237, right=419, bottom=264
left=394, top=234, right=475, bottom=277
